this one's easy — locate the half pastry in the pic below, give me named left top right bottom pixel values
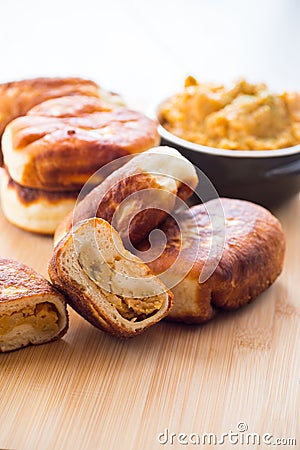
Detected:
left=0, top=169, right=79, bottom=234
left=54, top=146, right=198, bottom=246
left=0, top=258, right=68, bottom=352
left=49, top=218, right=174, bottom=338
left=2, top=95, right=159, bottom=191
left=137, top=198, right=285, bottom=323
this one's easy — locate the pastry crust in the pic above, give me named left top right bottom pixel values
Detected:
left=54, top=146, right=198, bottom=246
left=49, top=218, right=173, bottom=338
left=2, top=95, right=160, bottom=191
left=0, top=258, right=68, bottom=352
left=27, top=93, right=124, bottom=117
left=137, top=198, right=286, bottom=323
left=0, top=169, right=79, bottom=234
left=0, top=77, right=105, bottom=164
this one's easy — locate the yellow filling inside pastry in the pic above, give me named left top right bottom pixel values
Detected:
left=78, top=246, right=164, bottom=322
left=0, top=302, right=59, bottom=335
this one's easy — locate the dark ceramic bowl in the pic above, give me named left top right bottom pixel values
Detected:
left=158, top=124, right=300, bottom=208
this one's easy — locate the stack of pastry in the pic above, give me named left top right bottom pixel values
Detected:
left=0, top=77, right=159, bottom=234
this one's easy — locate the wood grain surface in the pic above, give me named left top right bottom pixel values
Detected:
left=0, top=184, right=299, bottom=449
left=1, top=0, right=300, bottom=447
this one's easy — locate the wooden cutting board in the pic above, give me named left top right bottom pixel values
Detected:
left=0, top=192, right=299, bottom=450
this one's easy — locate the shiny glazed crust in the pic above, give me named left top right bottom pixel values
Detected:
left=0, top=258, right=68, bottom=352
left=0, top=77, right=102, bottom=164
left=2, top=95, right=160, bottom=191
left=137, top=198, right=286, bottom=323
left=53, top=146, right=198, bottom=246
left=48, top=218, right=173, bottom=338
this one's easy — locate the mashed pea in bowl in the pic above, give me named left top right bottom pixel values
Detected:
left=157, top=77, right=300, bottom=208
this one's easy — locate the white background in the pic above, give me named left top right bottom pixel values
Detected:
left=1, top=0, right=299, bottom=107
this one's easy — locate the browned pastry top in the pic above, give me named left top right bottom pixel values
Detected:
left=27, top=94, right=114, bottom=118
left=54, top=147, right=198, bottom=246
left=0, top=258, right=65, bottom=303
left=137, top=198, right=285, bottom=320
left=142, top=198, right=286, bottom=281
left=55, top=171, right=177, bottom=247
left=0, top=77, right=100, bottom=137
left=0, top=76, right=102, bottom=166
left=4, top=95, right=159, bottom=191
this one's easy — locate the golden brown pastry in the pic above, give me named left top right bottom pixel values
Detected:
left=49, top=218, right=173, bottom=338
left=0, top=77, right=110, bottom=164
left=54, top=146, right=198, bottom=246
left=27, top=93, right=124, bottom=117
left=0, top=169, right=79, bottom=234
left=2, top=95, right=160, bottom=191
left=0, top=258, right=68, bottom=352
left=137, top=198, right=285, bottom=323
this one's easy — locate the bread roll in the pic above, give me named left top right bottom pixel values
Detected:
left=0, top=258, right=68, bottom=352
left=0, top=77, right=108, bottom=164
left=54, top=146, right=198, bottom=246
left=137, top=198, right=285, bottom=323
left=2, top=95, right=159, bottom=191
left=0, top=169, right=78, bottom=234
left=49, top=218, right=173, bottom=338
